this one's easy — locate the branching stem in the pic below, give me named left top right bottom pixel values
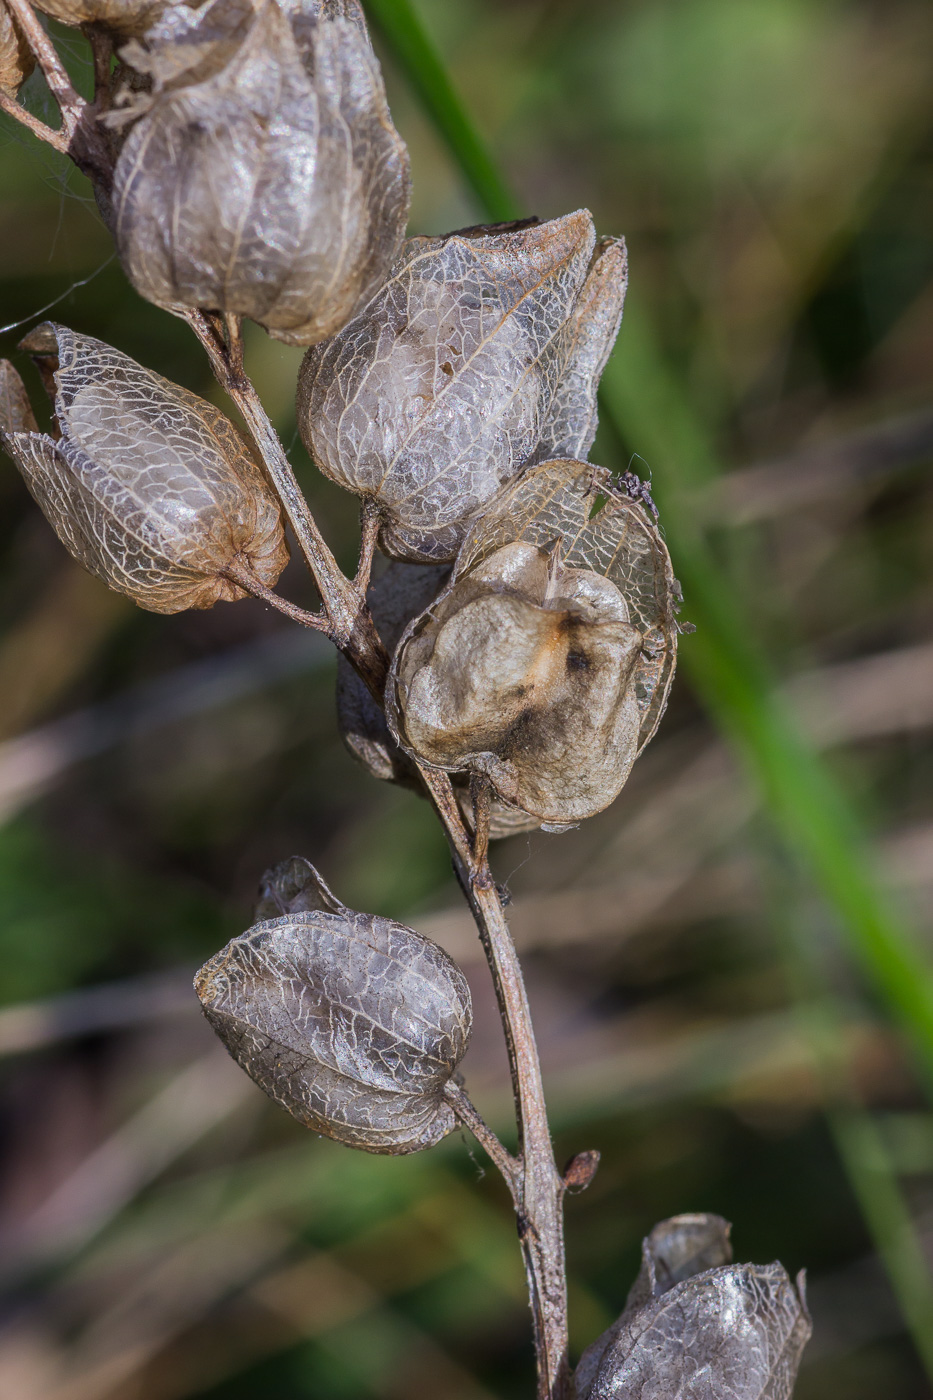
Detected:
left=419, top=767, right=570, bottom=1399
left=185, top=311, right=390, bottom=699
left=444, top=1080, right=520, bottom=1193
left=223, top=562, right=330, bottom=633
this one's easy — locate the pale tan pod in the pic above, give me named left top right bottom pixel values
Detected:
left=1, top=323, right=288, bottom=614
left=386, top=459, right=680, bottom=827
left=0, top=6, right=35, bottom=97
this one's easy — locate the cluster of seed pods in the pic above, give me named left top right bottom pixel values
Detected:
left=0, top=4, right=812, bottom=1392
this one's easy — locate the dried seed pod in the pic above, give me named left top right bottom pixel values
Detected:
left=337, top=560, right=541, bottom=836
left=30, top=0, right=192, bottom=37
left=195, top=867, right=473, bottom=1153
left=1, top=322, right=288, bottom=613
left=298, top=211, right=627, bottom=562
left=575, top=1215, right=811, bottom=1400
left=0, top=361, right=38, bottom=436
left=112, top=0, right=410, bottom=345
left=387, top=460, right=679, bottom=826
left=0, top=7, right=35, bottom=97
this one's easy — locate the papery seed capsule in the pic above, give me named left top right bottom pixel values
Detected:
left=575, top=1215, right=811, bottom=1400
left=0, top=323, right=288, bottom=613
left=195, top=866, right=473, bottom=1154
left=111, top=0, right=410, bottom=346
left=387, top=459, right=679, bottom=827
left=298, top=212, right=627, bottom=562
left=31, top=0, right=192, bottom=37
left=0, top=7, right=34, bottom=97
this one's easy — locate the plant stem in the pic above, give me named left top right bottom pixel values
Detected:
left=222, top=562, right=330, bottom=633
left=418, top=765, right=570, bottom=1399
left=185, top=311, right=389, bottom=699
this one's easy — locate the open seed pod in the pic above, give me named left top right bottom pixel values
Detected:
left=575, top=1214, right=811, bottom=1400
left=337, top=560, right=542, bottom=836
left=195, top=862, right=472, bottom=1153
left=386, top=459, right=679, bottom=827
left=0, top=323, right=288, bottom=613
left=0, top=7, right=34, bottom=97
left=298, top=212, right=627, bottom=562
left=111, top=0, right=410, bottom=345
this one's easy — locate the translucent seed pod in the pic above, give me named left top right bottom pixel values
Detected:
left=0, top=323, right=288, bottom=614
left=30, top=0, right=190, bottom=37
left=386, top=459, right=680, bottom=828
left=0, top=7, right=35, bottom=97
left=111, top=0, right=411, bottom=346
left=195, top=863, right=473, bottom=1154
left=298, top=212, right=628, bottom=562
left=575, top=1215, right=811, bottom=1400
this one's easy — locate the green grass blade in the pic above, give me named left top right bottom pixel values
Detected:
left=364, top=0, right=518, bottom=223
left=363, top=0, right=933, bottom=1091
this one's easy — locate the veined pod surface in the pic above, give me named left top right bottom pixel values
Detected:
left=30, top=0, right=193, bottom=37
left=0, top=323, right=288, bottom=613
left=195, top=868, right=472, bottom=1153
left=112, top=0, right=410, bottom=345
left=298, top=213, right=628, bottom=562
left=386, top=459, right=679, bottom=827
left=575, top=1215, right=811, bottom=1400
left=0, top=7, right=34, bottom=97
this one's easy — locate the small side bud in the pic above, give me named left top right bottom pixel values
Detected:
left=563, top=1150, right=600, bottom=1193
left=0, top=8, right=35, bottom=98
left=195, top=864, right=473, bottom=1154
left=574, top=1214, right=811, bottom=1400
left=2, top=323, right=288, bottom=613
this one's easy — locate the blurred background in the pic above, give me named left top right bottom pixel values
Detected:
left=2, top=0, right=933, bottom=1395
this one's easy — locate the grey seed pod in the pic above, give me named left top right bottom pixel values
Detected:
left=0, top=7, right=34, bottom=98
left=1, top=322, right=288, bottom=614
left=298, top=211, right=626, bottom=562
left=112, top=0, right=410, bottom=346
left=575, top=1214, right=811, bottom=1400
left=195, top=875, right=473, bottom=1153
left=337, top=559, right=541, bottom=836
left=31, top=0, right=196, bottom=38
left=386, top=460, right=679, bottom=826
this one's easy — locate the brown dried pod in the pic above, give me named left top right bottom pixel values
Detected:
left=1, top=322, right=288, bottom=613
left=386, top=460, right=679, bottom=827
left=298, top=212, right=627, bottom=562
left=111, top=0, right=410, bottom=345
left=30, top=0, right=197, bottom=37
left=195, top=868, right=473, bottom=1153
left=0, top=361, right=38, bottom=436
left=575, top=1214, right=811, bottom=1400
left=0, top=6, right=34, bottom=98
left=337, top=560, right=541, bottom=836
